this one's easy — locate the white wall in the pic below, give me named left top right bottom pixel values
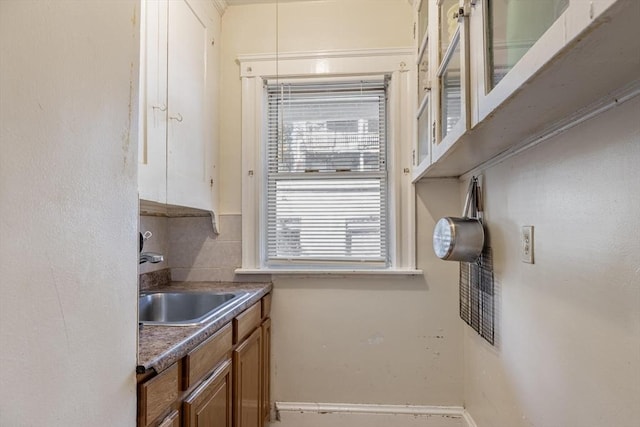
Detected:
left=219, top=1, right=464, bottom=415
left=0, top=2, right=140, bottom=425
left=463, top=96, right=640, bottom=427
left=219, top=0, right=414, bottom=214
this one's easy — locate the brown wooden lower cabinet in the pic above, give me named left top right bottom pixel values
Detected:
left=261, top=318, right=271, bottom=425
left=233, top=327, right=263, bottom=427
left=137, top=292, right=271, bottom=427
left=183, top=359, right=232, bottom=427
left=157, top=410, right=180, bottom=427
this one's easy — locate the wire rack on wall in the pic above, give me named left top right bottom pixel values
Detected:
left=459, top=246, right=495, bottom=345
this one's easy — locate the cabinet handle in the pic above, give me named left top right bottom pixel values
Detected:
left=152, top=103, right=167, bottom=112
left=169, top=113, right=183, bottom=123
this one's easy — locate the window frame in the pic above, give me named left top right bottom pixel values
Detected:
left=236, top=49, right=420, bottom=275
left=265, top=79, right=389, bottom=267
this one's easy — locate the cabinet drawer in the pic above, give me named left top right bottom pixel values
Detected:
left=139, top=363, right=179, bottom=426
left=184, top=323, right=232, bottom=390
left=233, top=302, right=260, bottom=344
left=157, top=409, right=179, bottom=427
left=183, top=358, right=233, bottom=427
left=261, top=293, right=272, bottom=319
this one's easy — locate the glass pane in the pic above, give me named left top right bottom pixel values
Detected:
left=486, top=0, right=569, bottom=89
left=418, top=54, right=429, bottom=103
left=269, top=179, right=386, bottom=261
left=417, top=97, right=430, bottom=164
left=439, top=0, right=459, bottom=63
left=275, top=94, right=385, bottom=173
left=418, top=0, right=429, bottom=43
left=440, top=34, right=461, bottom=140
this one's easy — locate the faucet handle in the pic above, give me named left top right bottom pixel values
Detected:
left=140, top=252, right=164, bottom=265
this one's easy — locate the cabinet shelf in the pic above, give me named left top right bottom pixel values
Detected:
left=413, top=0, right=639, bottom=180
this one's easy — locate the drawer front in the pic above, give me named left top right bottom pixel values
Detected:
left=183, top=359, right=233, bottom=427
left=261, top=293, right=272, bottom=319
left=139, top=363, right=179, bottom=426
left=157, top=409, right=179, bottom=427
left=233, top=302, right=261, bottom=344
left=184, top=323, right=233, bottom=390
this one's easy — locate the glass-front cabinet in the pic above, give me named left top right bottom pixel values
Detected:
left=413, top=0, right=432, bottom=176
left=432, top=0, right=470, bottom=163
left=412, top=0, right=633, bottom=181
left=469, top=0, right=572, bottom=124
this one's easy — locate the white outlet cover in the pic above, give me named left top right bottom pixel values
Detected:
left=521, top=225, right=534, bottom=264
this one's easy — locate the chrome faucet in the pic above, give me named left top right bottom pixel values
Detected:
left=139, top=252, right=164, bottom=264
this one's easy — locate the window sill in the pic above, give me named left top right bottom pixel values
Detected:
left=235, top=268, right=423, bottom=277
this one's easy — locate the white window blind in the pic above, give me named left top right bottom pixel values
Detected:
left=265, top=79, right=389, bottom=266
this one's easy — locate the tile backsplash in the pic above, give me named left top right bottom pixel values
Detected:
left=139, top=214, right=243, bottom=282
left=139, top=216, right=170, bottom=275
left=169, top=215, right=241, bottom=282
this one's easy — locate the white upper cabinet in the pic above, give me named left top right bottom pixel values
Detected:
left=413, top=0, right=640, bottom=180
left=433, top=0, right=470, bottom=163
left=414, top=0, right=433, bottom=176
left=139, top=0, right=220, bottom=217
left=470, top=0, right=571, bottom=124
left=139, top=0, right=168, bottom=204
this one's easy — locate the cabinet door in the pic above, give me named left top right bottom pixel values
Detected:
left=138, top=0, right=168, bottom=204
left=157, top=410, right=180, bottom=427
left=183, top=359, right=233, bottom=427
left=433, top=0, right=470, bottom=163
left=233, top=327, right=262, bottom=427
left=261, top=319, right=271, bottom=424
left=470, top=0, right=570, bottom=124
left=166, top=0, right=218, bottom=211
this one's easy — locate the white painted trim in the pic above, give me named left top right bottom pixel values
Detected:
left=462, top=410, right=479, bottom=427
left=237, top=49, right=414, bottom=79
left=237, top=47, right=414, bottom=63
left=235, top=268, right=423, bottom=276
left=211, top=0, right=227, bottom=16
left=275, top=402, right=465, bottom=417
left=460, top=79, right=640, bottom=181
left=239, top=50, right=417, bottom=273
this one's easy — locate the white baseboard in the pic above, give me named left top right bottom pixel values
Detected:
left=274, top=402, right=478, bottom=427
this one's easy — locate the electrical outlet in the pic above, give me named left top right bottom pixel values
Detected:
left=521, top=226, right=534, bottom=264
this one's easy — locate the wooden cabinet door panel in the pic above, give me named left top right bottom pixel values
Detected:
left=183, top=359, right=233, bottom=427
left=233, top=327, right=262, bottom=427
left=139, top=363, right=179, bottom=426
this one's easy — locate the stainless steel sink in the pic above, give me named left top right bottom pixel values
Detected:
left=139, top=290, right=251, bottom=326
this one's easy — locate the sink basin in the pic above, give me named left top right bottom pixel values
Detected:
left=139, top=291, right=251, bottom=326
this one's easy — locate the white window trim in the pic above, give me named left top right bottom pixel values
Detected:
left=236, top=48, right=421, bottom=276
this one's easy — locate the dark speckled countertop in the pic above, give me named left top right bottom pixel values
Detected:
left=137, top=281, right=272, bottom=374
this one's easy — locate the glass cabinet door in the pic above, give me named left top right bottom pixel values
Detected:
left=485, top=0, right=569, bottom=89
left=470, top=0, right=572, bottom=125
left=433, top=0, right=470, bottom=162
left=413, top=0, right=432, bottom=176
left=440, top=30, right=461, bottom=140
left=417, top=0, right=429, bottom=49
left=439, top=0, right=460, bottom=62
left=417, top=95, right=431, bottom=165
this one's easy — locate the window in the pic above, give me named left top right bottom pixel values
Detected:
left=265, top=80, right=388, bottom=267
left=236, top=49, right=418, bottom=275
